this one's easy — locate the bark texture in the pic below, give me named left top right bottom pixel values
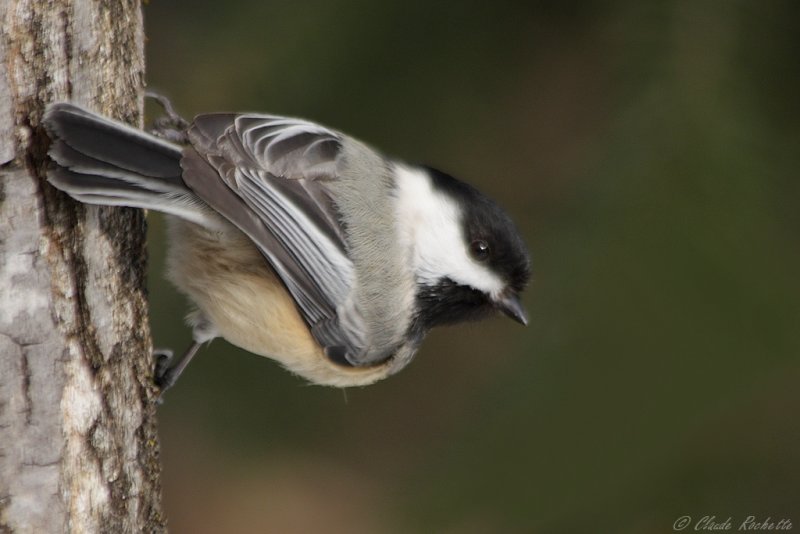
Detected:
left=0, top=1, right=164, bottom=532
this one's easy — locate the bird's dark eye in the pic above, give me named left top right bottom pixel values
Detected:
left=470, top=239, right=490, bottom=262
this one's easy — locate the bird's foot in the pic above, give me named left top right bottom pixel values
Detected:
left=145, top=90, right=189, bottom=143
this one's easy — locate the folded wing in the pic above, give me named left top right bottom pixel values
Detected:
left=184, top=114, right=367, bottom=362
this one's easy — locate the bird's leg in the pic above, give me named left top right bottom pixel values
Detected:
left=145, top=90, right=189, bottom=143
left=154, top=341, right=203, bottom=400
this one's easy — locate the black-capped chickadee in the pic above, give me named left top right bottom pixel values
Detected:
left=42, top=99, right=530, bottom=393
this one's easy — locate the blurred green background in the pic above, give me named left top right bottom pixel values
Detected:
left=143, top=1, right=800, bottom=533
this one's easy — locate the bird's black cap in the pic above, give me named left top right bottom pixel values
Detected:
left=426, top=167, right=531, bottom=293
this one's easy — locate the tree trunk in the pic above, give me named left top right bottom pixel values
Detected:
left=0, top=1, right=164, bottom=532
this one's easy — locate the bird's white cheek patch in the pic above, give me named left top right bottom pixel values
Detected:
left=393, top=165, right=505, bottom=296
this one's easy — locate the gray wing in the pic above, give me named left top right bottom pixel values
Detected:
left=183, top=113, right=366, bottom=361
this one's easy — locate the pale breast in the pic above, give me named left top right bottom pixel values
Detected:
left=163, top=217, right=396, bottom=387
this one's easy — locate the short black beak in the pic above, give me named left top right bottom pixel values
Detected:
left=495, top=293, right=528, bottom=326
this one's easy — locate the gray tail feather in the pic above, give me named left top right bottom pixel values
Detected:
left=43, top=103, right=211, bottom=226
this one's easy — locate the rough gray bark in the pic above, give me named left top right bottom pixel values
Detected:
left=0, top=1, right=164, bottom=532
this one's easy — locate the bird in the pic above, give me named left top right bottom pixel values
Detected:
left=42, top=96, right=531, bottom=393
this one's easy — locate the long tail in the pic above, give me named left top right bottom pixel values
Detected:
left=43, top=103, right=210, bottom=226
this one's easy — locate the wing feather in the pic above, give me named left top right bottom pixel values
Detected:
left=184, top=114, right=368, bottom=360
